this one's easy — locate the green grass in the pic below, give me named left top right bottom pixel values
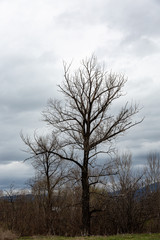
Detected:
left=19, top=233, right=160, bottom=240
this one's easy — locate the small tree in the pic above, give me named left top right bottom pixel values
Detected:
left=41, top=55, right=142, bottom=235
left=108, top=153, right=146, bottom=233
left=144, top=153, right=160, bottom=232
left=21, top=133, right=66, bottom=234
left=146, top=152, right=160, bottom=184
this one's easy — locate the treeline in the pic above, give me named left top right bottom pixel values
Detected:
left=0, top=152, right=160, bottom=236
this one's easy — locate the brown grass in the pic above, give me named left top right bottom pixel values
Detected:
left=0, top=228, right=17, bottom=240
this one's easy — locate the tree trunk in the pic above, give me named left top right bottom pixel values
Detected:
left=81, top=167, right=90, bottom=236
left=46, top=170, right=54, bottom=234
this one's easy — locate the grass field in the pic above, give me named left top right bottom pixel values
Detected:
left=20, top=233, right=160, bottom=240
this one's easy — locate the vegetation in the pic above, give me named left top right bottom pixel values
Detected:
left=1, top=152, right=159, bottom=237
left=19, top=233, right=160, bottom=240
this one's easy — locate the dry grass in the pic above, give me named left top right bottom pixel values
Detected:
left=0, top=229, right=17, bottom=240
left=20, top=234, right=160, bottom=240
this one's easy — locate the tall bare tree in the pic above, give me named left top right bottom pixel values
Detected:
left=23, top=55, right=142, bottom=235
left=41, top=55, right=142, bottom=235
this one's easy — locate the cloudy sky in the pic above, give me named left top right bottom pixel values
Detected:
left=0, top=0, right=160, bottom=189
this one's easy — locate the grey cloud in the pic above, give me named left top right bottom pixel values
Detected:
left=0, top=52, right=60, bottom=168
left=104, top=0, right=160, bottom=37
left=0, top=53, right=59, bottom=113
left=111, top=73, right=160, bottom=166
left=116, top=95, right=160, bottom=165
left=121, top=36, right=160, bottom=58
left=95, top=0, right=160, bottom=59
left=56, top=0, right=160, bottom=60
left=56, top=0, right=160, bottom=39
left=55, top=0, right=106, bottom=28
left=0, top=162, right=34, bottom=189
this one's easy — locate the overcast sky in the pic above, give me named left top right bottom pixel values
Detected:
left=0, top=0, right=160, bottom=190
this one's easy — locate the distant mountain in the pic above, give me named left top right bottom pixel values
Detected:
left=1, top=182, right=160, bottom=202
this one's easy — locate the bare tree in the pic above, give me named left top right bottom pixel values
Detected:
left=108, top=153, right=146, bottom=233
left=21, top=133, right=67, bottom=234
left=25, top=55, right=142, bottom=235
left=146, top=152, right=160, bottom=184
left=143, top=152, right=160, bottom=231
